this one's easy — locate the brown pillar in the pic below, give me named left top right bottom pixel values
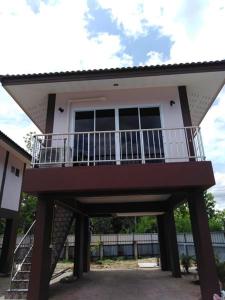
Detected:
left=178, top=85, right=195, bottom=159
left=166, top=210, right=181, bottom=278
left=27, top=198, right=54, bottom=300
left=157, top=214, right=170, bottom=271
left=0, top=217, right=18, bottom=274
left=188, top=190, right=220, bottom=300
left=73, top=214, right=84, bottom=278
left=83, top=217, right=91, bottom=272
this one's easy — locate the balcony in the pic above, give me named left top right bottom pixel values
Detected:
left=31, top=126, right=205, bottom=168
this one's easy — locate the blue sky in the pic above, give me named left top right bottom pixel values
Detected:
left=0, top=0, right=225, bottom=208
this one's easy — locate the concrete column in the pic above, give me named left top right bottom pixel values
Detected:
left=166, top=210, right=181, bottom=278
left=133, top=241, right=138, bottom=260
left=73, top=214, right=84, bottom=278
left=99, top=242, right=104, bottom=260
left=157, top=214, right=170, bottom=271
left=27, top=198, right=54, bottom=300
left=188, top=190, right=220, bottom=300
left=0, top=218, right=18, bottom=274
left=83, top=216, right=91, bottom=272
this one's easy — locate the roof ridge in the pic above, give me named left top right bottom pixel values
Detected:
left=1, top=59, right=225, bottom=78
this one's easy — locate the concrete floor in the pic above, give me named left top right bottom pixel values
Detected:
left=50, top=269, right=201, bottom=300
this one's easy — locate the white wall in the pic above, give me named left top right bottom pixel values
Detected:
left=1, top=152, right=24, bottom=211
left=52, top=86, right=188, bottom=162
left=53, top=86, right=184, bottom=133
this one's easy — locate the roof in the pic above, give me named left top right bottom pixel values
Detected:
left=1, top=60, right=225, bottom=133
left=1, top=60, right=225, bottom=85
left=0, top=131, right=31, bottom=161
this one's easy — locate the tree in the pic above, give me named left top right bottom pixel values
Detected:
left=18, top=193, right=37, bottom=233
left=135, top=216, right=157, bottom=233
left=204, top=191, right=216, bottom=219
left=23, top=131, right=36, bottom=154
left=174, top=192, right=224, bottom=232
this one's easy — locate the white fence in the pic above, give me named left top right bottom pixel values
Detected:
left=1, top=232, right=225, bottom=261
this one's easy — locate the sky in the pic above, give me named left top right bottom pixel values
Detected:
left=0, top=0, right=225, bottom=208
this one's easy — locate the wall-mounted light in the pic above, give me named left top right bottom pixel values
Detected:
left=170, top=100, right=175, bottom=106
left=58, top=107, right=64, bottom=113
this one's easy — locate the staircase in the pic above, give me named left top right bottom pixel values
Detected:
left=6, top=221, right=35, bottom=299
left=6, top=204, right=75, bottom=299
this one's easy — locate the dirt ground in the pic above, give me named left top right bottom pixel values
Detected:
left=50, top=269, right=201, bottom=300
left=49, top=259, right=201, bottom=300
left=0, top=259, right=201, bottom=299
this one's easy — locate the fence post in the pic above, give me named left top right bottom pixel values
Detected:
left=133, top=241, right=138, bottom=260
left=99, top=242, right=104, bottom=260
left=65, top=238, right=69, bottom=261
left=184, top=233, right=189, bottom=256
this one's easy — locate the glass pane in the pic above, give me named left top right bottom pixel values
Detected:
left=119, top=108, right=140, bottom=162
left=74, top=111, right=94, bottom=163
left=119, top=108, right=139, bottom=130
left=75, top=111, right=94, bottom=132
left=140, top=108, right=164, bottom=161
left=140, top=107, right=161, bottom=129
left=96, top=110, right=115, bottom=131
left=96, top=110, right=115, bottom=162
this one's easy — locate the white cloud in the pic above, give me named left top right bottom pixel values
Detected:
left=209, top=171, right=225, bottom=209
left=0, top=0, right=133, bottom=151
left=97, top=0, right=225, bottom=63
left=0, top=0, right=133, bottom=74
left=144, top=51, right=167, bottom=66
left=201, top=87, right=225, bottom=164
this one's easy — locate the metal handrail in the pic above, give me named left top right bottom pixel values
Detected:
left=14, top=220, right=36, bottom=254
left=31, top=126, right=205, bottom=166
left=9, top=220, right=36, bottom=291
left=33, top=126, right=201, bottom=137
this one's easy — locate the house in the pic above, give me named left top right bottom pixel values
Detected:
left=1, top=60, right=225, bottom=300
left=0, top=131, right=31, bottom=274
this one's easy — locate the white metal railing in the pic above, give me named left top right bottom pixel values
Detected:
left=31, top=126, right=205, bottom=167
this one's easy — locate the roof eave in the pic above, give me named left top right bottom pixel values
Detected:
left=1, top=60, right=225, bottom=86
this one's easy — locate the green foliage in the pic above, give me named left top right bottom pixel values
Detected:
left=216, top=260, right=225, bottom=289
left=174, top=204, right=192, bottom=232
left=23, top=131, right=36, bottom=154
left=174, top=192, right=225, bottom=233
left=135, top=216, right=157, bottom=233
left=18, top=193, right=37, bottom=233
left=180, top=254, right=193, bottom=273
left=204, top=191, right=216, bottom=219
left=91, top=217, right=136, bottom=234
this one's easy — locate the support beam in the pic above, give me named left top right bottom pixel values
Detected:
left=45, top=94, right=56, bottom=134
left=27, top=198, right=54, bottom=300
left=73, top=214, right=84, bottom=278
left=188, top=190, right=220, bottom=300
left=157, top=215, right=170, bottom=271
left=83, top=217, right=91, bottom=272
left=85, top=201, right=168, bottom=215
left=166, top=210, right=181, bottom=278
left=0, top=218, right=18, bottom=274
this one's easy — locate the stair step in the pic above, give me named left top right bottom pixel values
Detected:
left=6, top=289, right=28, bottom=299
left=11, top=279, right=29, bottom=290
left=15, top=271, right=30, bottom=280
left=21, top=263, right=31, bottom=271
